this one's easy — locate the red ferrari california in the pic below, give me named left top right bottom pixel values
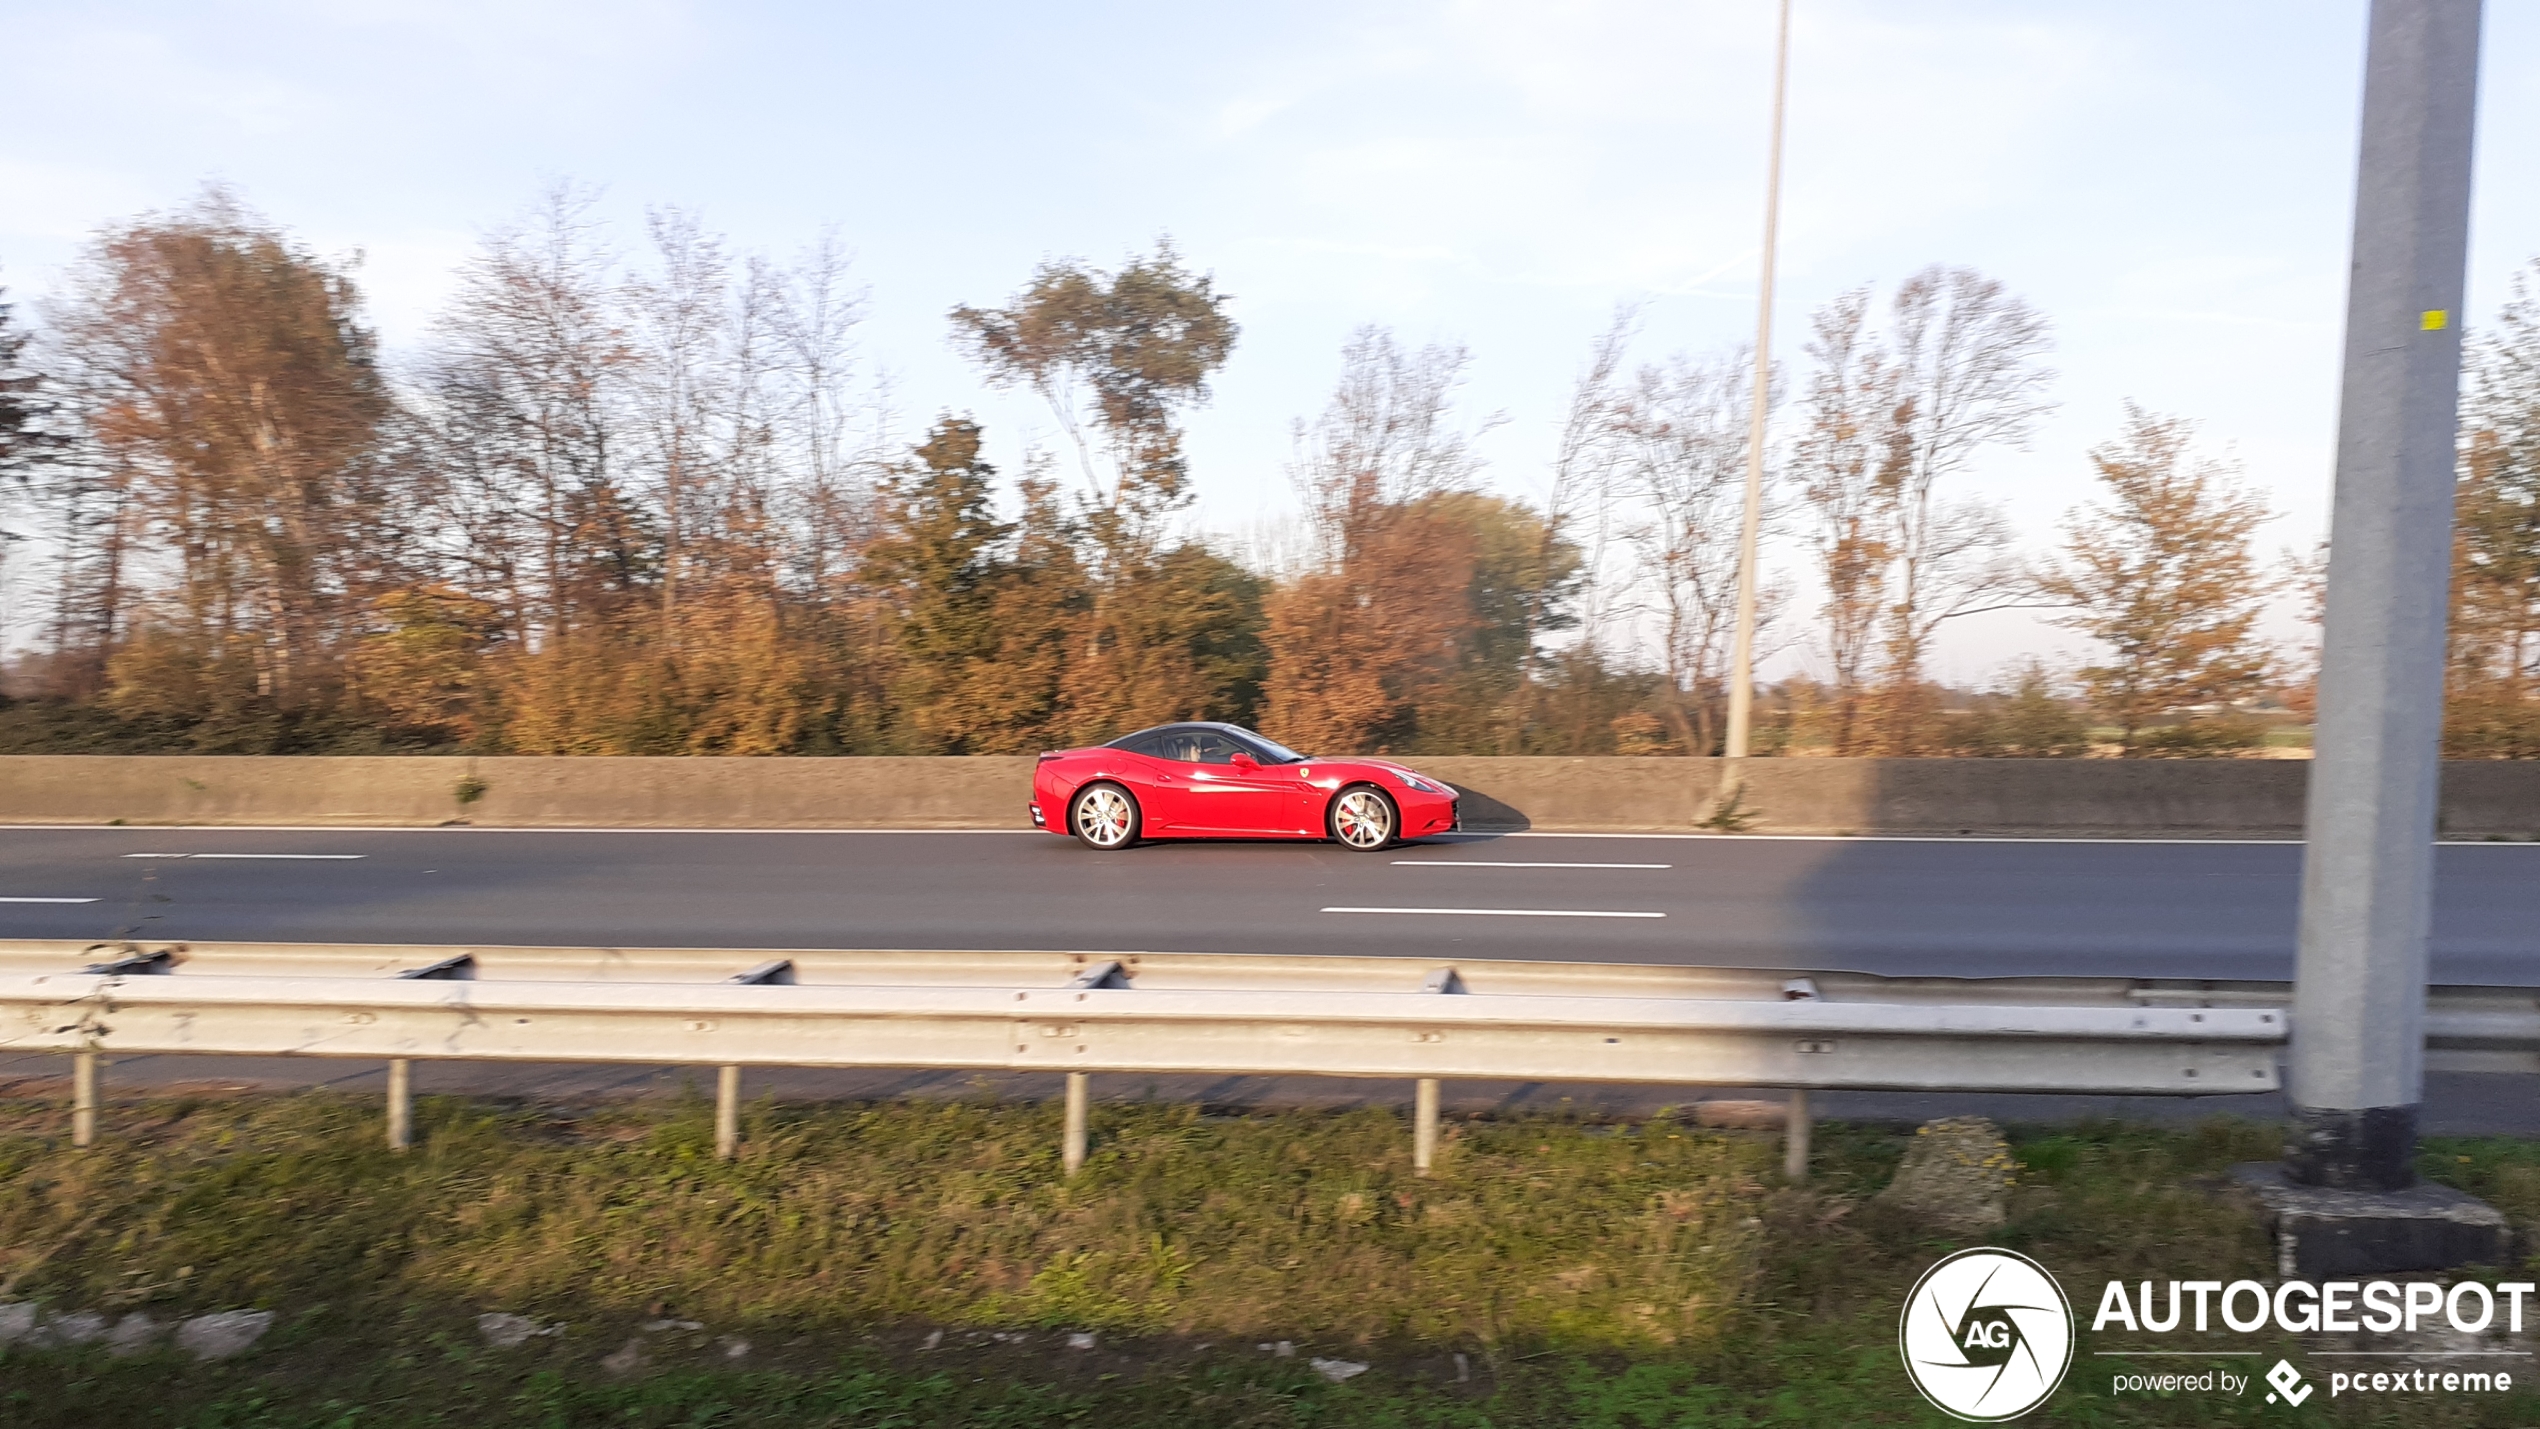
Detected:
left=1031, top=722, right=1460, bottom=851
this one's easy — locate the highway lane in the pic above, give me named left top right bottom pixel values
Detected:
left=2, top=825, right=2537, bottom=983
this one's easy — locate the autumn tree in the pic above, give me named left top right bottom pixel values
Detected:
left=0, top=282, right=68, bottom=625
left=2275, top=535, right=2329, bottom=725
left=951, top=241, right=1235, bottom=545
left=1796, top=268, right=2053, bottom=752
left=18, top=370, right=134, bottom=698
left=1791, top=289, right=1892, bottom=752
left=1266, top=328, right=1480, bottom=751
left=952, top=466, right=1089, bottom=751
left=407, top=194, right=895, bottom=755
left=2036, top=404, right=2277, bottom=753
left=624, top=207, right=733, bottom=641
left=951, top=242, right=1241, bottom=736
left=864, top=417, right=1011, bottom=750
left=1505, top=309, right=1626, bottom=742
left=345, top=584, right=502, bottom=743
left=1400, top=490, right=1585, bottom=754
left=0, top=282, right=62, bottom=484
left=1876, top=269, right=2051, bottom=723
left=422, top=184, right=641, bottom=651
left=1932, top=659, right=2091, bottom=757
left=2441, top=257, right=2540, bottom=757
left=767, top=229, right=881, bottom=602
left=1265, top=328, right=1575, bottom=753
left=721, top=231, right=891, bottom=749
left=418, top=186, right=659, bottom=751
left=47, top=190, right=395, bottom=732
left=0, top=188, right=1901, bottom=760
left=1619, top=345, right=1783, bottom=754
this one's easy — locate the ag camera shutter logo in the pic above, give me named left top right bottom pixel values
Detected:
left=1900, top=1248, right=2075, bottom=1421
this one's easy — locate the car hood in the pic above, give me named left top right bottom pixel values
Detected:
left=1322, top=756, right=1448, bottom=786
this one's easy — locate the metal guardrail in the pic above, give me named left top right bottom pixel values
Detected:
left=3, top=940, right=2532, bottom=1175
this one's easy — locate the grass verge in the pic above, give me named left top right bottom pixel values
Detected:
left=1, top=1090, right=2535, bottom=1426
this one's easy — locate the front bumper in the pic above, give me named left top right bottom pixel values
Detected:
left=1402, top=788, right=1459, bottom=837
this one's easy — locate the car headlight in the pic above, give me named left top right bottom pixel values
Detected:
left=1398, top=772, right=1445, bottom=795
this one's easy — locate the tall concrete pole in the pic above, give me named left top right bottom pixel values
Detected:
left=2289, top=0, right=2482, bottom=1191
left=1721, top=0, right=1791, bottom=762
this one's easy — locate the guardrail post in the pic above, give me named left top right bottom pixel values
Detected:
left=715, top=1065, right=741, bottom=1160
left=71, top=1051, right=98, bottom=1149
left=1413, top=967, right=1462, bottom=1176
left=1413, top=1078, right=1441, bottom=1176
left=386, top=1058, right=412, bottom=1151
left=1779, top=978, right=1818, bottom=1182
left=1062, top=1072, right=1089, bottom=1177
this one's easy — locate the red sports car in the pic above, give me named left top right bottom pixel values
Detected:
left=1031, top=722, right=1460, bottom=851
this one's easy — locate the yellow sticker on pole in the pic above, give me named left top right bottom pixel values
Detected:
left=2422, top=310, right=2450, bottom=330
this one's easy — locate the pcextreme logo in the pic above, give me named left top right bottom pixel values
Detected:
left=1900, top=1248, right=2077, bottom=1421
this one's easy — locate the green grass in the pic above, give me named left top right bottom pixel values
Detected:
left=2, top=1094, right=2536, bottom=1426
left=0, top=1092, right=1772, bottom=1348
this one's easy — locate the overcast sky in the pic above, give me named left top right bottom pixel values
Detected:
left=5, top=1, right=2535, bottom=683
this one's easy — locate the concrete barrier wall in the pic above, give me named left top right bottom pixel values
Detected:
left=1733, top=758, right=2317, bottom=837
left=3, top=754, right=2536, bottom=837
left=1412, top=758, right=2325, bottom=836
left=0, top=755, right=1039, bottom=830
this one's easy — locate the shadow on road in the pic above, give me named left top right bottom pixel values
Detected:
left=1444, top=781, right=1530, bottom=832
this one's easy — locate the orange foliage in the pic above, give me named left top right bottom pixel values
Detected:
left=1263, top=503, right=1482, bottom=754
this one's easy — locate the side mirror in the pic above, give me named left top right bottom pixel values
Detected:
left=1229, top=750, right=1258, bottom=770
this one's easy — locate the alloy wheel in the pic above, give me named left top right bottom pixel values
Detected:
left=1073, top=785, right=1136, bottom=849
left=1333, top=788, right=1395, bottom=849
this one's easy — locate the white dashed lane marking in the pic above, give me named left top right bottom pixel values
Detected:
left=121, top=853, right=367, bottom=860
left=1390, top=860, right=1670, bottom=869
left=1320, top=906, right=1665, bottom=919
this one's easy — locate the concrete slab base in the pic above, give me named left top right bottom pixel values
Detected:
left=2231, top=1163, right=2515, bottom=1279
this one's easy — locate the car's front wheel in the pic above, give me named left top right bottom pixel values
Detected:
left=1328, top=784, right=1397, bottom=851
left=1070, top=782, right=1141, bottom=851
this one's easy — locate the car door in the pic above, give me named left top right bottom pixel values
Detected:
left=1159, top=730, right=1288, bottom=834
left=1093, top=733, right=1188, bottom=831
left=1221, top=748, right=1316, bottom=836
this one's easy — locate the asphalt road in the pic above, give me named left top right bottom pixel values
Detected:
left=3, top=825, right=2537, bottom=984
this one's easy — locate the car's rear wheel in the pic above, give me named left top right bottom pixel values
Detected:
left=1070, top=782, right=1141, bottom=850
left=1329, top=784, right=1397, bottom=851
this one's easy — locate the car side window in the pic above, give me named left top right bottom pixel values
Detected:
left=1150, top=730, right=1243, bottom=764
left=1122, top=733, right=1169, bottom=758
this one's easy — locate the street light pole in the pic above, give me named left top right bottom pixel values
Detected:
left=1722, top=0, right=1791, bottom=763
left=2288, top=0, right=2482, bottom=1191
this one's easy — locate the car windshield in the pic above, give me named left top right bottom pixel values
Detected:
left=1231, top=729, right=1308, bottom=764
left=1103, top=725, right=1308, bottom=764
